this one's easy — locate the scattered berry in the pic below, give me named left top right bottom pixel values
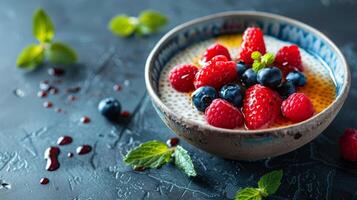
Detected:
left=98, top=97, right=122, bottom=120
left=275, top=45, right=303, bottom=72
left=277, top=81, right=296, bottom=99
left=243, top=84, right=282, bottom=129
left=194, top=60, right=237, bottom=90
left=239, top=27, right=266, bottom=64
left=339, top=128, right=357, bottom=161
left=241, top=68, right=257, bottom=87
left=192, top=86, right=218, bottom=112
left=257, top=67, right=282, bottom=88
left=201, top=43, right=231, bottom=63
left=169, top=64, right=198, bottom=92
left=236, top=61, right=248, bottom=76
left=281, top=93, right=314, bottom=122
left=205, top=99, right=244, bottom=129
left=286, top=70, right=307, bottom=87
left=219, top=83, right=244, bottom=108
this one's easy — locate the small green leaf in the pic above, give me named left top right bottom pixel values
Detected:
left=251, top=51, right=262, bottom=60
left=47, top=42, right=77, bottom=65
left=258, top=170, right=283, bottom=196
left=252, top=61, right=264, bottom=73
left=108, top=15, right=137, bottom=37
left=261, top=53, right=275, bottom=66
left=33, top=8, right=55, bottom=43
left=173, top=145, right=197, bottom=177
left=235, top=188, right=262, bottom=200
left=124, top=140, right=174, bottom=169
left=16, top=44, right=44, bottom=69
left=138, top=10, right=167, bottom=33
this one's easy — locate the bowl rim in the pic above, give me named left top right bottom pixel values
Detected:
left=145, top=10, right=351, bottom=135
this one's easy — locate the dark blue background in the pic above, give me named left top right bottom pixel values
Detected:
left=0, top=0, right=356, bottom=199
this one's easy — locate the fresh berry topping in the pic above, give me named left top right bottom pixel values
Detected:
left=98, top=97, right=122, bottom=120
left=257, top=67, right=282, bottom=88
left=192, top=86, right=218, bottom=112
left=201, top=43, right=231, bottom=63
left=243, top=84, right=282, bottom=129
left=194, top=60, right=237, bottom=90
left=275, top=45, right=303, bottom=72
left=339, top=128, right=357, bottom=161
left=241, top=68, right=257, bottom=87
left=286, top=70, right=307, bottom=87
left=239, top=27, right=266, bottom=64
left=219, top=83, right=244, bottom=108
left=236, top=61, right=247, bottom=76
left=209, top=55, right=229, bottom=63
left=169, top=64, right=198, bottom=92
left=205, top=99, right=244, bottom=129
left=277, top=81, right=296, bottom=99
left=281, top=93, right=314, bottom=122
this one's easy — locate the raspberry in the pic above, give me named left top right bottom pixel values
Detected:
left=194, top=60, right=237, bottom=90
left=275, top=45, right=304, bottom=72
left=205, top=99, right=244, bottom=129
left=169, top=64, right=198, bottom=92
left=243, top=84, right=282, bottom=129
left=209, top=55, right=229, bottom=63
left=281, top=93, right=314, bottom=122
left=239, top=27, right=266, bottom=64
left=340, top=128, right=357, bottom=161
left=201, top=43, right=231, bottom=63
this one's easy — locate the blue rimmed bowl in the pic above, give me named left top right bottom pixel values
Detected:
left=145, top=11, right=350, bottom=160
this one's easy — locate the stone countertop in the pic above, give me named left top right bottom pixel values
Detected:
left=0, top=0, right=356, bottom=199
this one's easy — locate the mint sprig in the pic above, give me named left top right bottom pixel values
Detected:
left=251, top=51, right=275, bottom=73
left=16, top=8, right=77, bottom=70
left=109, top=10, right=167, bottom=37
left=124, top=140, right=197, bottom=177
left=236, top=170, right=283, bottom=200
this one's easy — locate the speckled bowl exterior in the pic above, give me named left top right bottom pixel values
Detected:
left=145, top=11, right=350, bottom=160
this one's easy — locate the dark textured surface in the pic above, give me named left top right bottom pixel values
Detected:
left=0, top=0, right=356, bottom=199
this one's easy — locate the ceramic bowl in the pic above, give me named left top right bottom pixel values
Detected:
left=145, top=11, right=350, bottom=160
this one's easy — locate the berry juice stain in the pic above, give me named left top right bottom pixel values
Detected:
left=48, top=67, right=65, bottom=77
left=37, top=90, right=47, bottom=98
left=80, top=116, right=90, bottom=124
left=43, top=101, right=53, bottom=108
left=57, top=136, right=73, bottom=145
left=44, top=147, right=60, bottom=171
left=40, top=178, right=49, bottom=185
left=66, top=86, right=81, bottom=93
left=113, top=84, right=122, bottom=91
left=76, top=145, right=92, bottom=155
left=166, top=137, right=180, bottom=147
left=120, top=111, right=131, bottom=118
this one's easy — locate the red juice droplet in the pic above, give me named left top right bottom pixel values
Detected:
left=57, top=136, right=73, bottom=145
left=43, top=101, right=53, bottom=108
left=166, top=137, right=180, bottom=147
left=40, top=177, right=49, bottom=185
left=76, top=145, right=92, bottom=155
left=44, top=147, right=60, bottom=171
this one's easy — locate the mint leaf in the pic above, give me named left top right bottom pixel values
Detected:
left=173, top=145, right=197, bottom=177
left=138, top=10, right=167, bottom=33
left=33, top=8, right=55, bottom=43
left=261, top=53, right=275, bottom=66
left=16, top=44, right=44, bottom=69
left=251, top=51, right=261, bottom=60
left=47, top=42, right=77, bottom=65
left=108, top=15, right=137, bottom=37
left=252, top=61, right=264, bottom=72
left=235, top=188, right=262, bottom=200
left=258, top=170, right=283, bottom=196
left=124, top=140, right=174, bottom=169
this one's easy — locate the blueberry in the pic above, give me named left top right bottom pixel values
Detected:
left=277, top=81, right=296, bottom=99
left=236, top=62, right=247, bottom=76
left=219, top=83, right=244, bottom=107
left=241, top=68, right=257, bottom=87
left=257, top=67, right=282, bottom=88
left=98, top=97, right=122, bottom=120
left=286, top=70, right=307, bottom=87
left=192, top=86, right=218, bottom=112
